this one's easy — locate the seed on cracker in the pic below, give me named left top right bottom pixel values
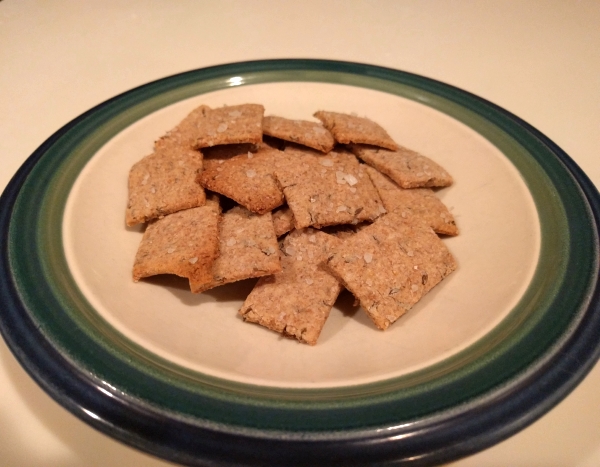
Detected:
left=272, top=205, right=295, bottom=237
left=349, top=144, right=453, bottom=189
left=314, top=110, right=398, bottom=151
left=274, top=146, right=386, bottom=229
left=239, top=228, right=343, bottom=345
left=132, top=196, right=221, bottom=287
left=262, top=115, right=335, bottom=153
left=126, top=107, right=210, bottom=226
left=192, top=104, right=264, bottom=149
left=365, top=165, right=458, bottom=236
left=190, top=206, right=281, bottom=293
left=198, top=145, right=286, bottom=214
left=325, top=212, right=457, bottom=330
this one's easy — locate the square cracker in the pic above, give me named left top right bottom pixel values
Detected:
left=192, top=104, right=264, bottom=149
left=198, top=145, right=286, bottom=214
left=132, top=196, right=221, bottom=287
left=262, top=116, right=335, bottom=153
left=239, top=228, right=343, bottom=345
left=349, top=144, right=453, bottom=189
left=365, top=166, right=458, bottom=236
left=274, top=147, right=386, bottom=229
left=125, top=106, right=209, bottom=226
left=190, top=206, right=281, bottom=293
left=314, top=110, right=398, bottom=151
left=325, top=211, right=457, bottom=330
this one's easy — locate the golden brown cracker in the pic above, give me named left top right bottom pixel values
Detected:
left=239, top=229, right=343, bottom=345
left=314, top=110, right=398, bottom=150
left=192, top=104, right=264, bottom=149
left=325, top=212, right=457, bottom=330
left=274, top=147, right=386, bottom=229
left=190, top=206, right=281, bottom=293
left=132, top=196, right=221, bottom=287
left=262, top=115, right=335, bottom=153
left=350, top=144, right=453, bottom=188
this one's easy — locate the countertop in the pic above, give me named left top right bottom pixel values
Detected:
left=1, top=1, right=599, bottom=466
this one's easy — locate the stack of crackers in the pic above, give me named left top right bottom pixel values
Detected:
left=127, top=104, right=458, bottom=345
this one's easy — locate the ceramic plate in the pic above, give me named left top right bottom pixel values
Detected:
left=1, top=60, right=599, bottom=466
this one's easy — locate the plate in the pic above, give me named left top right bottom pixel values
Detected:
left=1, top=59, right=599, bottom=466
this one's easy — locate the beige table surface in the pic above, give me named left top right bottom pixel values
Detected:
left=1, top=1, right=599, bottom=466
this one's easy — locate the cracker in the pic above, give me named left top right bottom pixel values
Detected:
left=365, top=166, right=458, bottom=236
left=262, top=116, right=335, bottom=153
left=325, top=212, right=457, bottom=330
left=272, top=205, right=295, bottom=237
left=192, top=104, right=264, bottom=149
left=350, top=144, right=453, bottom=189
left=239, top=228, right=343, bottom=345
left=314, top=110, right=398, bottom=150
left=201, top=143, right=258, bottom=170
left=126, top=107, right=209, bottom=226
left=198, top=145, right=286, bottom=214
left=190, top=206, right=281, bottom=293
left=274, top=147, right=386, bottom=229
left=132, top=196, right=221, bottom=287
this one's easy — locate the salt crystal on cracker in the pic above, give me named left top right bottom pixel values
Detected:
left=125, top=106, right=210, bottom=226
left=239, top=229, right=343, bottom=345
left=190, top=206, right=281, bottom=293
left=198, top=145, right=286, bottom=214
left=365, top=165, right=458, bottom=236
left=350, top=144, right=453, bottom=189
left=262, top=115, right=335, bottom=153
left=326, top=212, right=457, bottom=330
left=314, top=110, right=398, bottom=150
left=132, top=196, right=221, bottom=287
left=193, top=104, right=264, bottom=149
left=274, top=147, right=385, bottom=229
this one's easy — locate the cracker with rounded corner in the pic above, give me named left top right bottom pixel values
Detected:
left=262, top=115, right=335, bottom=153
left=198, top=145, right=286, bottom=214
left=314, top=110, right=398, bottom=150
left=125, top=106, right=210, bottom=226
left=190, top=206, right=281, bottom=293
left=349, top=144, right=453, bottom=189
left=325, top=211, right=457, bottom=330
left=365, top=165, right=458, bottom=236
left=132, top=196, right=221, bottom=287
left=274, top=147, right=386, bottom=229
left=192, top=104, right=264, bottom=149
left=239, top=228, right=343, bottom=345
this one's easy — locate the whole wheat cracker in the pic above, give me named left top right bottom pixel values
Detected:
left=192, top=104, right=264, bottom=149
left=325, top=211, right=457, bottom=330
left=314, top=110, right=398, bottom=151
left=132, top=196, right=221, bottom=287
left=349, top=144, right=453, bottom=189
left=198, top=145, right=286, bottom=214
left=239, top=228, right=343, bottom=345
left=365, top=165, right=458, bottom=236
left=274, top=146, right=386, bottom=229
left=125, top=106, right=210, bottom=226
left=190, top=206, right=281, bottom=293
left=262, top=115, right=335, bottom=153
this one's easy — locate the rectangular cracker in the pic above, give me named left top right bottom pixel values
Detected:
left=314, top=110, right=398, bottom=150
left=365, top=166, right=458, bottom=236
left=126, top=106, right=209, bottom=226
left=192, top=104, right=264, bottom=149
left=239, top=228, right=343, bottom=345
left=274, top=147, right=386, bottom=229
left=272, top=205, right=295, bottom=237
left=198, top=145, right=286, bottom=214
left=262, top=115, right=335, bottom=153
left=325, top=212, right=457, bottom=330
left=190, top=206, right=281, bottom=293
left=132, top=196, right=221, bottom=287
left=350, top=144, right=453, bottom=188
